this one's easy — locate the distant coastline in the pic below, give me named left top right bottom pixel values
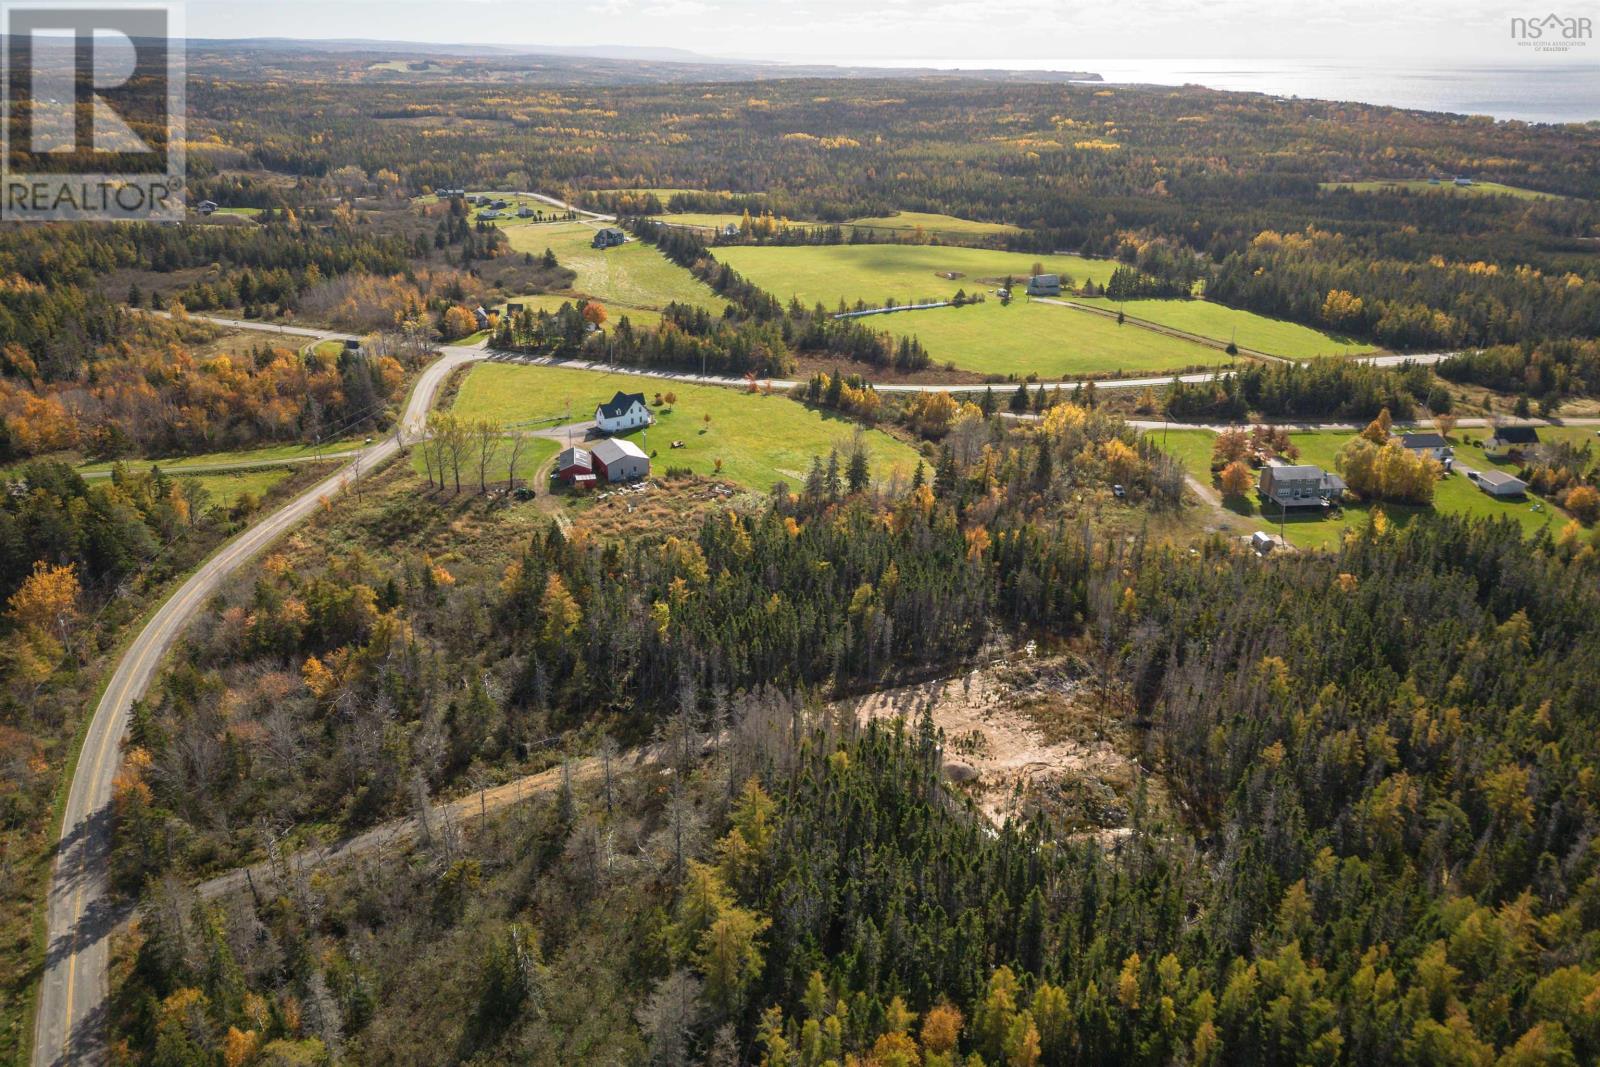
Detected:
left=796, top=56, right=1600, bottom=124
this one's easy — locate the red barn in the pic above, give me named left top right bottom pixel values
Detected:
left=555, top=446, right=596, bottom=489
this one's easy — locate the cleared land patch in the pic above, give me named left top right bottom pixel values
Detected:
left=453, top=362, right=924, bottom=491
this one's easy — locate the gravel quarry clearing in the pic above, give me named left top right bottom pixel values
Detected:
left=843, top=656, right=1166, bottom=835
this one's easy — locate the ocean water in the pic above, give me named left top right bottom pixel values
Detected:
left=828, top=57, right=1600, bottom=125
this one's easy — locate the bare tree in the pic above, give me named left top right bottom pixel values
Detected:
left=473, top=420, right=502, bottom=494
left=636, top=969, right=703, bottom=1067
left=505, top=431, right=530, bottom=491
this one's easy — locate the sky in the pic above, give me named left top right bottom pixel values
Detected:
left=181, top=0, right=1595, bottom=64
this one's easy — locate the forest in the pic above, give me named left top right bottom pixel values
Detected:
left=105, top=409, right=1600, bottom=1066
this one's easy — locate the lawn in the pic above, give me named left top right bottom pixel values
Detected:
left=1460, top=425, right=1600, bottom=471
left=183, top=468, right=293, bottom=508
left=1151, top=426, right=1564, bottom=548
left=504, top=221, right=727, bottom=316
left=410, top=435, right=560, bottom=485
left=714, top=243, right=1358, bottom=372
left=1320, top=179, right=1566, bottom=201
left=75, top=437, right=369, bottom=475
left=452, top=362, right=924, bottom=491
left=493, top=292, right=665, bottom=331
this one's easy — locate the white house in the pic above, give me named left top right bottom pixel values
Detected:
left=1399, top=432, right=1453, bottom=463
left=594, top=391, right=652, bottom=435
left=1474, top=470, right=1527, bottom=498
left=1026, top=274, right=1062, bottom=297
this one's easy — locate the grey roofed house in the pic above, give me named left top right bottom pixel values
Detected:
left=589, top=437, right=650, bottom=482
left=592, top=226, right=627, bottom=248
left=1258, top=462, right=1346, bottom=509
left=1475, top=470, right=1527, bottom=498
left=1026, top=274, right=1062, bottom=296
left=1398, top=432, right=1453, bottom=461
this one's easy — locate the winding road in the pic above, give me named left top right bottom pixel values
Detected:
left=29, top=259, right=1482, bottom=1064
left=30, top=342, right=485, bottom=1067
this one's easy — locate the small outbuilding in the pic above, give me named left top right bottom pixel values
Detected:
left=555, top=446, right=597, bottom=488
left=590, top=437, right=650, bottom=483
left=1474, top=470, right=1527, bottom=499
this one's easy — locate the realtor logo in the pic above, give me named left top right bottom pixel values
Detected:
left=1510, top=12, right=1592, bottom=50
left=2, top=1, right=185, bottom=221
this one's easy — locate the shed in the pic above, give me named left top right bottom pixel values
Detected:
left=590, top=437, right=650, bottom=483
left=556, top=446, right=596, bottom=487
left=1474, top=470, right=1527, bottom=498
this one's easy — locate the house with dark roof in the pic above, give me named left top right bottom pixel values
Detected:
left=1486, top=424, right=1540, bottom=455
left=1258, top=462, right=1346, bottom=510
left=1026, top=274, right=1061, bottom=296
left=594, top=391, right=651, bottom=435
left=590, top=438, right=650, bottom=482
left=1399, top=432, right=1453, bottom=463
left=592, top=227, right=627, bottom=249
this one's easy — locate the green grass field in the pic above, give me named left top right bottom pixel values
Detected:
left=1073, top=296, right=1377, bottom=358
left=1152, top=427, right=1563, bottom=549
left=452, top=363, right=924, bottom=491
left=845, top=210, right=1021, bottom=238
left=714, top=243, right=1361, bottom=373
left=184, top=468, right=293, bottom=508
left=1320, top=179, right=1565, bottom=201
left=649, top=209, right=1015, bottom=241
left=410, top=435, right=560, bottom=484
left=72, top=437, right=367, bottom=476
left=505, top=221, right=727, bottom=316
left=1461, top=425, right=1600, bottom=471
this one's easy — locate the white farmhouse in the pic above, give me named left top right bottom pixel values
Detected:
left=594, top=390, right=652, bottom=435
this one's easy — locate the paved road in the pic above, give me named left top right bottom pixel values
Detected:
left=31, top=343, right=484, bottom=1067
left=177, top=312, right=1455, bottom=396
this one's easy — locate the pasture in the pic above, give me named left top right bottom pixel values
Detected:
left=505, top=221, right=727, bottom=315
left=845, top=210, right=1021, bottom=239
left=452, top=362, right=924, bottom=491
left=1320, top=179, right=1565, bottom=201
left=714, top=243, right=1364, bottom=372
